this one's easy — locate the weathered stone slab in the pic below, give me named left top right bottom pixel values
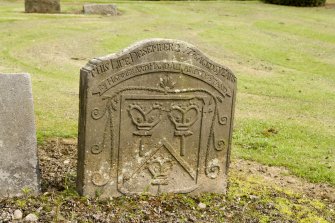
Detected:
left=83, top=4, right=118, bottom=15
left=0, top=74, right=40, bottom=198
left=77, top=39, right=237, bottom=197
left=25, top=0, right=60, bottom=13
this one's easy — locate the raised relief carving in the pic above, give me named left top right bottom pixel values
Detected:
left=159, top=75, right=176, bottom=91
left=128, top=103, right=162, bottom=156
left=91, top=107, right=105, bottom=120
left=90, top=75, right=225, bottom=188
left=91, top=144, right=102, bottom=154
left=205, top=159, right=221, bottom=179
left=218, top=116, right=228, bottom=125
left=215, top=139, right=226, bottom=151
left=147, top=157, right=173, bottom=185
left=128, top=103, right=162, bottom=134
left=169, top=103, right=199, bottom=156
left=118, top=138, right=197, bottom=195
left=91, top=172, right=109, bottom=186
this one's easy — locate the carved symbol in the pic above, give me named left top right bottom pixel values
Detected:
left=219, top=116, right=228, bottom=125
left=169, top=104, right=199, bottom=131
left=215, top=139, right=225, bottom=151
left=175, top=131, right=193, bottom=156
left=128, top=103, right=162, bottom=157
left=205, top=159, right=221, bottom=179
left=147, top=157, right=173, bottom=185
left=159, top=75, right=176, bottom=91
left=169, top=104, right=199, bottom=156
left=128, top=103, right=162, bottom=133
left=91, top=172, right=109, bottom=186
left=91, top=144, right=102, bottom=154
left=122, top=139, right=196, bottom=185
left=91, top=108, right=105, bottom=120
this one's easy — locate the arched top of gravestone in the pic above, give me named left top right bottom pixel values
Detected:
left=81, top=39, right=236, bottom=93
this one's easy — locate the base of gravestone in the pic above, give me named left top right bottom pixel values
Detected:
left=25, top=0, right=60, bottom=13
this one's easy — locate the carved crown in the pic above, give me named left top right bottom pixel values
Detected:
left=128, top=104, right=161, bottom=130
left=169, top=104, right=199, bottom=131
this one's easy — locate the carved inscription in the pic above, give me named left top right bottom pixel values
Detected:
left=92, top=62, right=231, bottom=97
left=78, top=39, right=237, bottom=197
left=86, top=43, right=235, bottom=84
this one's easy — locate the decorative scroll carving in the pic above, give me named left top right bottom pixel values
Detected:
left=91, top=107, right=106, bottom=120
left=91, top=172, right=109, bottom=186
left=218, top=116, right=228, bottom=125
left=215, top=139, right=226, bottom=151
left=91, top=144, right=102, bottom=154
left=205, top=159, right=221, bottom=179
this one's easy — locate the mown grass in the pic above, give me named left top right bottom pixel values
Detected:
left=0, top=0, right=334, bottom=187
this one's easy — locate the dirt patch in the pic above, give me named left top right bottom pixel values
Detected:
left=38, top=138, right=77, bottom=192
left=230, top=159, right=335, bottom=202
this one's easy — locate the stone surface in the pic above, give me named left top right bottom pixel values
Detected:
left=83, top=4, right=118, bottom=15
left=25, top=0, right=60, bottom=13
left=198, top=202, right=207, bottom=209
left=0, top=74, right=40, bottom=198
left=13, top=209, right=23, bottom=220
left=24, top=213, right=38, bottom=222
left=77, top=39, right=237, bottom=197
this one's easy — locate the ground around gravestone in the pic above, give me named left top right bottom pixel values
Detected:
left=0, top=138, right=334, bottom=222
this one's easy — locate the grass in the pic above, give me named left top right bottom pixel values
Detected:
left=0, top=0, right=334, bottom=188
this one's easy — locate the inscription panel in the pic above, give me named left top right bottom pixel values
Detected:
left=78, top=39, right=237, bottom=197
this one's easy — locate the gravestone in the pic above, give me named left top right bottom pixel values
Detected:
left=77, top=39, right=236, bottom=197
left=25, top=0, right=60, bottom=13
left=0, top=74, right=40, bottom=198
left=83, top=4, right=118, bottom=16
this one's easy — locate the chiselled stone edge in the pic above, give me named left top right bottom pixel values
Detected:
left=81, top=38, right=237, bottom=84
left=0, top=73, right=41, bottom=198
left=225, top=85, right=236, bottom=176
left=77, top=70, right=88, bottom=196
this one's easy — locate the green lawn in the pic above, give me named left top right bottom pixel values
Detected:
left=0, top=0, right=334, bottom=186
